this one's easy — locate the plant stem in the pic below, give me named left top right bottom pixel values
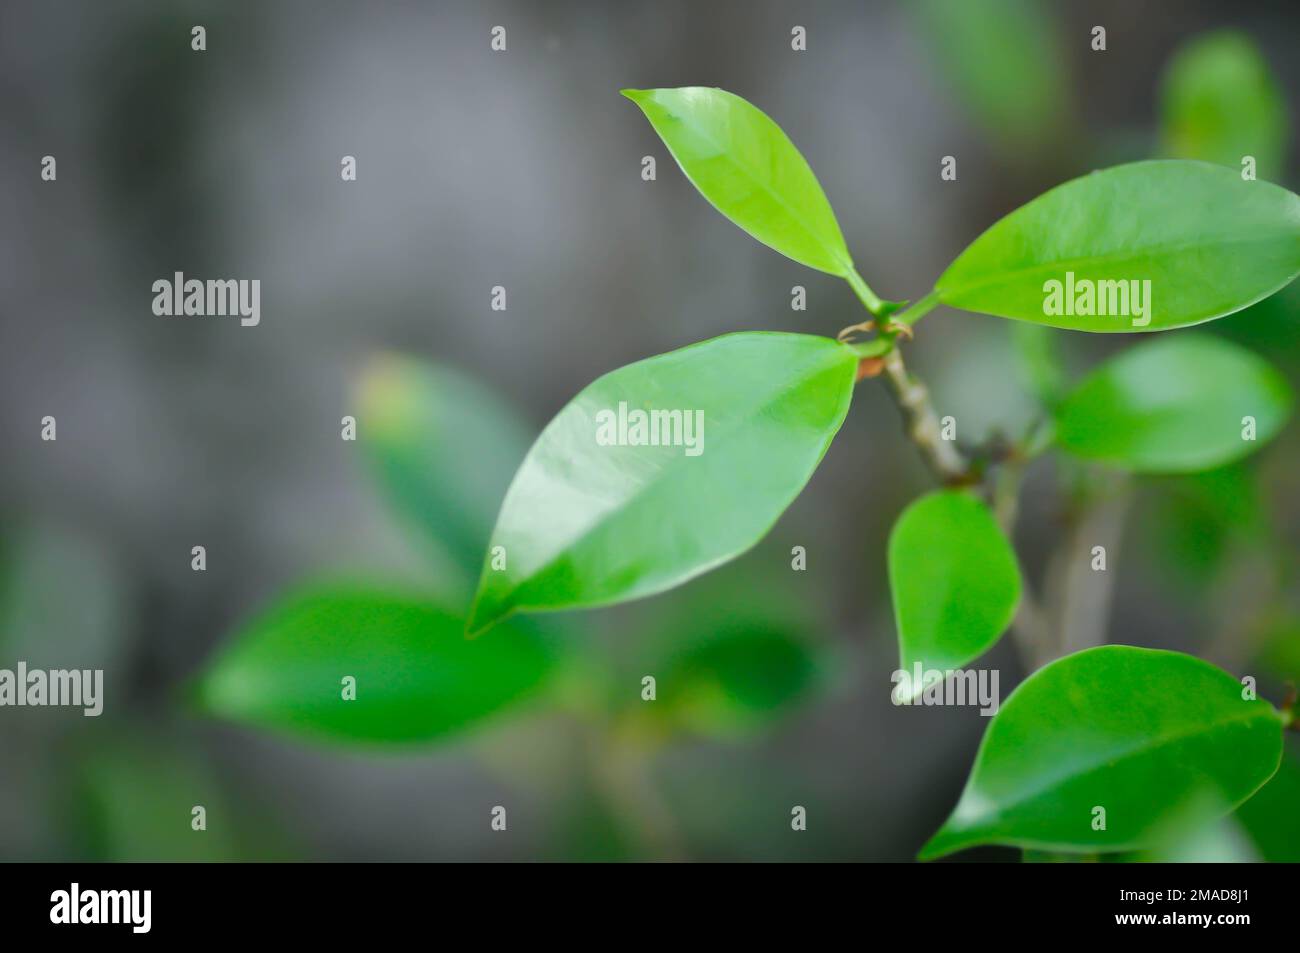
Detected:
left=1043, top=477, right=1132, bottom=662
left=852, top=279, right=1059, bottom=672
left=845, top=267, right=885, bottom=314
left=889, top=290, right=941, bottom=329
left=879, top=348, right=971, bottom=485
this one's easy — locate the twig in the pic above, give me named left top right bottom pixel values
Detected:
left=878, top=348, right=972, bottom=485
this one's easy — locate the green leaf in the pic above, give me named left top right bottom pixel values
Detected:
left=910, top=0, right=1068, bottom=154
left=1160, top=31, right=1287, bottom=181
left=357, top=354, right=533, bottom=577
left=467, top=332, right=857, bottom=635
left=622, top=87, right=852, bottom=276
left=622, top=552, right=824, bottom=738
left=936, top=160, right=1300, bottom=331
left=1141, top=463, right=1264, bottom=589
left=920, top=646, right=1284, bottom=859
left=659, top=625, right=821, bottom=737
left=194, top=586, right=554, bottom=745
left=888, top=491, right=1020, bottom=698
left=1100, top=816, right=1260, bottom=863
left=1054, top=335, right=1291, bottom=473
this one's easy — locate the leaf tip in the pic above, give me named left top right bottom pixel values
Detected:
left=916, top=824, right=967, bottom=862
left=464, top=596, right=509, bottom=639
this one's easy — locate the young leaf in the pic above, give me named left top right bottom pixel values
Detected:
left=920, top=645, right=1284, bottom=859
left=1054, top=335, right=1291, bottom=473
left=935, top=160, right=1300, bottom=331
left=888, top=490, right=1021, bottom=698
left=357, top=354, right=533, bottom=577
left=194, top=586, right=554, bottom=745
left=622, top=87, right=852, bottom=276
left=467, top=332, right=857, bottom=635
left=1160, top=31, right=1287, bottom=181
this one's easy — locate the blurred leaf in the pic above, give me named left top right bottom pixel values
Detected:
left=1102, top=816, right=1260, bottom=863
left=911, top=0, right=1068, bottom=153
left=936, top=161, right=1300, bottom=331
left=1254, top=616, right=1300, bottom=682
left=357, top=354, right=533, bottom=577
left=1009, top=323, right=1068, bottom=409
left=620, top=552, right=826, bottom=737
left=1213, top=278, right=1300, bottom=364
left=1234, top=746, right=1300, bottom=862
left=921, top=646, right=1284, bottom=859
left=622, top=87, right=852, bottom=276
left=1160, top=31, right=1287, bottom=181
left=1142, top=819, right=1260, bottom=862
left=194, top=586, right=554, bottom=745
left=72, top=738, right=243, bottom=862
left=658, top=625, right=820, bottom=737
left=888, top=490, right=1020, bottom=699
left=467, top=332, right=857, bottom=635
left=1029, top=813, right=1262, bottom=862
left=1142, top=463, right=1264, bottom=588
left=1054, top=335, right=1291, bottom=472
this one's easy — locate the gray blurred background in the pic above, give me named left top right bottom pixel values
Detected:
left=2, top=0, right=1298, bottom=861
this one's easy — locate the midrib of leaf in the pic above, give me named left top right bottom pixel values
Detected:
left=953, top=704, right=1277, bottom=836
left=666, top=106, right=850, bottom=273
left=499, top=348, right=851, bottom=608
left=940, top=230, right=1300, bottom=299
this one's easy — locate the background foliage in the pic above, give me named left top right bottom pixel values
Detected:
left=2, top=0, right=1298, bottom=861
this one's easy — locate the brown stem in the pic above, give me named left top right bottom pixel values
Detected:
left=879, top=348, right=971, bottom=485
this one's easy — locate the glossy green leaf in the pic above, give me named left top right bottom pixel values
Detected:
left=920, top=646, right=1284, bottom=859
left=936, top=160, right=1300, bottom=331
left=1054, top=335, right=1291, bottom=473
left=194, top=586, right=554, bottom=745
left=1160, top=31, right=1287, bottom=181
left=467, top=332, right=857, bottom=635
left=622, top=87, right=852, bottom=276
left=358, top=354, right=533, bottom=577
left=910, top=0, right=1068, bottom=154
left=888, top=490, right=1020, bottom=698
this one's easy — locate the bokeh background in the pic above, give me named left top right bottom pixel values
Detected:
left=2, top=0, right=1299, bottom=861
